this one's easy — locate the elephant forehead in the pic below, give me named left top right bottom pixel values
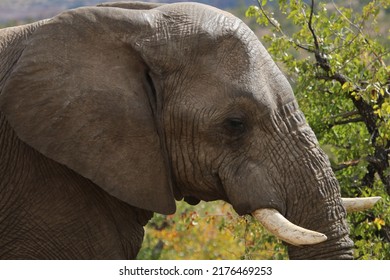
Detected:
left=244, top=47, right=296, bottom=107
left=209, top=58, right=295, bottom=113
left=207, top=36, right=294, bottom=109
left=176, top=74, right=293, bottom=122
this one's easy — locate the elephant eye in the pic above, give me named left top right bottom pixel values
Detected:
left=224, top=118, right=246, bottom=136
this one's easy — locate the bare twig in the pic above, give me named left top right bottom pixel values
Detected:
left=330, top=117, right=364, bottom=127
left=333, top=159, right=361, bottom=171
left=336, top=117, right=364, bottom=125
left=331, top=0, right=362, bottom=31
left=256, top=0, right=282, bottom=32
left=332, top=110, right=360, bottom=119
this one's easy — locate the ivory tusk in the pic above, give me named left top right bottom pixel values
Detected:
left=342, top=196, right=381, bottom=213
left=252, top=208, right=327, bottom=246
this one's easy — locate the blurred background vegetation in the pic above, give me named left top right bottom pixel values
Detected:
left=1, top=0, right=389, bottom=259
left=137, top=201, right=287, bottom=260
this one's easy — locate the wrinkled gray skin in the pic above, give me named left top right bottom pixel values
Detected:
left=0, top=2, right=354, bottom=259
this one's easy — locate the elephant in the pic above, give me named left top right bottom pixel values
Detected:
left=0, top=1, right=380, bottom=259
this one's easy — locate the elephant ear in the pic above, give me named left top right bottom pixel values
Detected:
left=0, top=7, right=176, bottom=214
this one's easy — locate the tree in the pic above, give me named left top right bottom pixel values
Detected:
left=246, top=0, right=390, bottom=259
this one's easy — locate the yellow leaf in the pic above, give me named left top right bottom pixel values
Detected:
left=342, top=82, right=352, bottom=90
left=374, top=218, right=385, bottom=226
left=374, top=218, right=385, bottom=230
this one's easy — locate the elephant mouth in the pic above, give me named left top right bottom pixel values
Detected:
left=252, top=197, right=381, bottom=246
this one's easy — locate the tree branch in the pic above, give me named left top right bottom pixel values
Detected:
left=307, top=0, right=333, bottom=73
left=332, top=110, right=360, bottom=119
left=316, top=73, right=349, bottom=85
left=308, top=0, right=320, bottom=52
left=333, top=159, right=361, bottom=171
left=328, top=117, right=364, bottom=128
left=256, top=0, right=281, bottom=32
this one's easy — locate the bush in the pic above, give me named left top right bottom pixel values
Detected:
left=137, top=200, right=287, bottom=260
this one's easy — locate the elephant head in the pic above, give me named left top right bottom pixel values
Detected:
left=0, top=2, right=380, bottom=259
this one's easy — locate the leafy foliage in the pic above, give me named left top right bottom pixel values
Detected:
left=246, top=0, right=390, bottom=259
left=138, top=201, right=287, bottom=260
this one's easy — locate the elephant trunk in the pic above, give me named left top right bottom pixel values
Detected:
left=255, top=154, right=355, bottom=259
left=281, top=143, right=353, bottom=259
left=257, top=102, right=354, bottom=259
left=285, top=192, right=354, bottom=260
left=253, top=177, right=354, bottom=259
